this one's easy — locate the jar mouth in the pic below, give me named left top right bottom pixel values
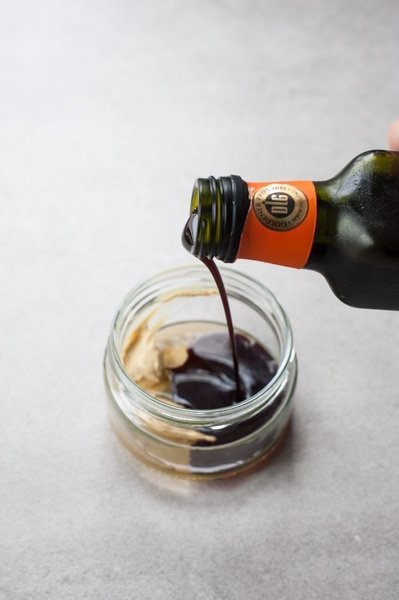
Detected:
left=106, top=264, right=295, bottom=426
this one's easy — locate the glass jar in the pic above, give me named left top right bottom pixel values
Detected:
left=103, top=265, right=297, bottom=479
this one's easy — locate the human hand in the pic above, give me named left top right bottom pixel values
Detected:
left=388, top=118, right=399, bottom=150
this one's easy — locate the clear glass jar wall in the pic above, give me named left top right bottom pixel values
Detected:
left=104, top=266, right=297, bottom=479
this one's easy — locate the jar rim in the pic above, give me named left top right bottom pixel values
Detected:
left=106, top=264, right=295, bottom=425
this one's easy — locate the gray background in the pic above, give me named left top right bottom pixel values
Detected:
left=1, top=1, right=399, bottom=599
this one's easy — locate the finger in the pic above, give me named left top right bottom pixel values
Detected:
left=387, top=118, right=399, bottom=150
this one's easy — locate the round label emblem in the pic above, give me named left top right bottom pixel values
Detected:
left=253, top=183, right=309, bottom=231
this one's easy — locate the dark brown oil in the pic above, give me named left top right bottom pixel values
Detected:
left=182, top=215, right=276, bottom=410
left=171, top=331, right=277, bottom=409
left=200, top=257, right=241, bottom=398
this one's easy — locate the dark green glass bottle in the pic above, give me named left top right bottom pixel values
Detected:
left=183, top=150, right=399, bottom=310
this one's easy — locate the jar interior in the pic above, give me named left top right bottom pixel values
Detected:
left=116, top=280, right=283, bottom=378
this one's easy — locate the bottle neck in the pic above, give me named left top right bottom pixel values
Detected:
left=183, top=176, right=318, bottom=268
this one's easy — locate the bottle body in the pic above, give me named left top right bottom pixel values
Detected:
left=307, top=150, right=399, bottom=309
left=184, top=150, right=399, bottom=310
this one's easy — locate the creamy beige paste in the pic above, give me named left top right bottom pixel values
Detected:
left=121, top=289, right=220, bottom=445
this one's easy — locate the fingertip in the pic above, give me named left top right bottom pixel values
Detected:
left=388, top=118, right=399, bottom=150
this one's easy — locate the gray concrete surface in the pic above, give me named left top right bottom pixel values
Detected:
left=1, top=1, right=399, bottom=598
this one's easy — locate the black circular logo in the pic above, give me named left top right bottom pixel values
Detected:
left=264, top=192, right=296, bottom=219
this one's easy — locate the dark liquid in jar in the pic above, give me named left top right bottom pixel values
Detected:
left=171, top=330, right=277, bottom=409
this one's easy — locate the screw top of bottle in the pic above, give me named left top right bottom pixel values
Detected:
left=183, top=175, right=249, bottom=262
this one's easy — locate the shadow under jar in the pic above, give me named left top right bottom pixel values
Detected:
left=103, top=265, right=297, bottom=479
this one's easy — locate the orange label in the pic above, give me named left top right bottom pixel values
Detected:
left=237, top=180, right=317, bottom=268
